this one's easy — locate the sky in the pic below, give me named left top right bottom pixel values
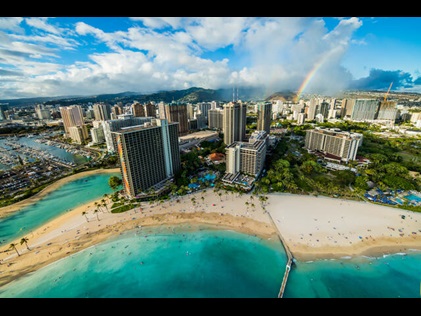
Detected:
left=1, top=16, right=421, bottom=100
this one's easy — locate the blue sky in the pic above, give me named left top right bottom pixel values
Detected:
left=0, top=17, right=421, bottom=100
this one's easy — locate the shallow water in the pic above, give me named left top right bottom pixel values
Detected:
left=1, top=173, right=420, bottom=298
left=0, top=226, right=287, bottom=298
left=0, top=172, right=120, bottom=245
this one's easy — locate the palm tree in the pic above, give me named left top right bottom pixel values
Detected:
left=8, top=243, right=20, bottom=256
left=20, top=237, right=30, bottom=251
left=94, top=209, right=100, bottom=221
left=102, top=201, right=108, bottom=212
left=82, top=211, right=89, bottom=222
left=101, top=198, right=106, bottom=207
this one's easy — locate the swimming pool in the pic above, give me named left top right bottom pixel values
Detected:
left=200, top=173, right=216, bottom=182
left=405, top=194, right=421, bottom=203
left=394, top=198, right=404, bottom=205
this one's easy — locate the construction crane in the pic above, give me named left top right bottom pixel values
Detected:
left=384, top=81, right=393, bottom=103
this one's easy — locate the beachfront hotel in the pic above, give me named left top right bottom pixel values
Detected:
left=223, top=130, right=267, bottom=190
left=304, top=128, right=363, bottom=163
left=102, top=114, right=152, bottom=153
left=112, top=119, right=181, bottom=198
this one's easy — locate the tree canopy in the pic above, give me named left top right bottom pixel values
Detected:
left=108, top=175, right=122, bottom=191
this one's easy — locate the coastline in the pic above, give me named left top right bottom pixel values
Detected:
left=266, top=193, right=421, bottom=261
left=1, top=178, right=421, bottom=288
left=0, top=168, right=120, bottom=218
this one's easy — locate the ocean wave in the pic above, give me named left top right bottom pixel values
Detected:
left=383, top=252, right=408, bottom=258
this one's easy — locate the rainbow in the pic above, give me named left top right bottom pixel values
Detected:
left=294, top=48, right=338, bottom=103
left=294, top=61, right=323, bottom=103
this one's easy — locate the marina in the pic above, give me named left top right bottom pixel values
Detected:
left=0, top=135, right=90, bottom=170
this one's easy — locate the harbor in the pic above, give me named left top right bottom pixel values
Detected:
left=0, top=135, right=90, bottom=170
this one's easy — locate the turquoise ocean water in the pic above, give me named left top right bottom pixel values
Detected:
left=0, top=172, right=420, bottom=298
left=0, top=172, right=120, bottom=245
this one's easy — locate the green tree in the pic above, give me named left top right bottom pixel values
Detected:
left=300, top=160, right=319, bottom=174
left=354, top=175, right=369, bottom=191
left=20, top=237, right=30, bottom=251
left=94, top=209, right=100, bottom=221
left=82, top=211, right=89, bottom=222
left=332, top=170, right=356, bottom=187
left=8, top=243, right=20, bottom=256
left=102, top=201, right=108, bottom=212
left=368, top=153, right=389, bottom=167
left=109, top=176, right=122, bottom=191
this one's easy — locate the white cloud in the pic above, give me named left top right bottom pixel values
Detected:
left=0, top=17, right=367, bottom=100
left=231, top=17, right=361, bottom=95
left=0, top=17, right=24, bottom=33
left=25, top=17, right=62, bottom=35
left=184, top=17, right=249, bottom=50
left=10, top=33, right=78, bottom=51
left=130, top=17, right=183, bottom=29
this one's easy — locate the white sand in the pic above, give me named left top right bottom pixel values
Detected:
left=1, top=182, right=421, bottom=288
left=266, top=193, right=421, bottom=260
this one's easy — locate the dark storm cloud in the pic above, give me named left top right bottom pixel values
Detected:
left=350, top=69, right=414, bottom=90
left=413, top=77, right=421, bottom=85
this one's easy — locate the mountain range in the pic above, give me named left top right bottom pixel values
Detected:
left=1, top=86, right=417, bottom=109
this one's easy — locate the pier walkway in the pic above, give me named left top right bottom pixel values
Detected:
left=266, top=212, right=294, bottom=298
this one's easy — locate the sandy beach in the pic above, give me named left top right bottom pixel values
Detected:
left=0, top=168, right=120, bottom=218
left=1, top=171, right=421, bottom=288
left=266, top=193, right=421, bottom=261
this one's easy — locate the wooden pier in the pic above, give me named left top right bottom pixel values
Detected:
left=266, top=212, right=294, bottom=298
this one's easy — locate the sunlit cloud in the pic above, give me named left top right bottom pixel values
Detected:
left=0, top=16, right=418, bottom=100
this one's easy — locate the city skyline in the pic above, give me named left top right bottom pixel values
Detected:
left=1, top=17, right=421, bottom=100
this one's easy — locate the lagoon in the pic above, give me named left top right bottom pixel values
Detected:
left=0, top=172, right=420, bottom=298
left=0, top=172, right=120, bottom=246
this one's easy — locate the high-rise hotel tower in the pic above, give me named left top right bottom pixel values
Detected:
left=112, top=119, right=181, bottom=198
left=256, top=102, right=272, bottom=135
left=304, top=128, right=363, bottom=163
left=59, top=105, right=88, bottom=143
left=159, top=102, right=189, bottom=136
left=223, top=101, right=247, bottom=146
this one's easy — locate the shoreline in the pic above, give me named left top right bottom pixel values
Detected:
left=1, top=178, right=421, bottom=288
left=266, top=193, right=421, bottom=261
left=0, top=168, right=120, bottom=218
